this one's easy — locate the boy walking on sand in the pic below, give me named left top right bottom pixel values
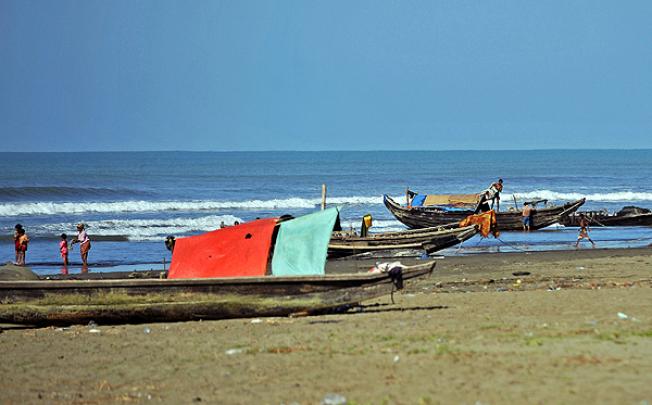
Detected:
left=575, top=214, right=596, bottom=248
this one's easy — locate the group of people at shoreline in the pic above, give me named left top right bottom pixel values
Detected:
left=12, top=223, right=91, bottom=269
left=480, top=179, right=595, bottom=247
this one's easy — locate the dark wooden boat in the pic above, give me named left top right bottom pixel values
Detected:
left=384, top=194, right=586, bottom=231
left=328, top=225, right=478, bottom=258
left=0, top=262, right=435, bottom=326
left=561, top=206, right=652, bottom=227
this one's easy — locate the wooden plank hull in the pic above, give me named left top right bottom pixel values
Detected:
left=561, top=212, right=652, bottom=227
left=384, top=195, right=586, bottom=231
left=0, top=263, right=435, bottom=326
left=328, top=225, right=478, bottom=257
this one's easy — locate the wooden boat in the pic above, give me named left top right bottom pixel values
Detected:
left=328, top=225, right=478, bottom=258
left=384, top=193, right=586, bottom=231
left=0, top=262, right=435, bottom=326
left=561, top=206, right=652, bottom=227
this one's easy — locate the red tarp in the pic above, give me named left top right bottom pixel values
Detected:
left=168, top=218, right=278, bottom=279
left=459, top=210, right=500, bottom=238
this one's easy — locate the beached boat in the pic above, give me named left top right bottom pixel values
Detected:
left=0, top=262, right=435, bottom=326
left=561, top=206, right=652, bottom=227
left=0, top=208, right=438, bottom=325
left=384, top=193, right=586, bottom=231
left=328, top=225, right=478, bottom=258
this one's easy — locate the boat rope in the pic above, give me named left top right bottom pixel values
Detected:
left=495, top=237, right=530, bottom=252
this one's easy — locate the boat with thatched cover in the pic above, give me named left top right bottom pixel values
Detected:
left=384, top=192, right=585, bottom=231
left=328, top=224, right=478, bottom=258
left=561, top=206, right=652, bottom=227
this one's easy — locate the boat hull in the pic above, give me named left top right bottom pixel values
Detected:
left=328, top=225, right=478, bottom=258
left=384, top=195, right=586, bottom=231
left=561, top=212, right=652, bottom=227
left=0, top=263, right=435, bottom=326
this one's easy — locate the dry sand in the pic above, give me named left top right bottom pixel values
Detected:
left=1, top=247, right=651, bottom=404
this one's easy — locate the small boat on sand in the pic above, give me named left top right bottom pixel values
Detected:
left=561, top=206, right=652, bottom=227
left=328, top=224, right=478, bottom=258
left=0, top=208, right=436, bottom=326
left=0, top=262, right=435, bottom=326
left=384, top=192, right=585, bottom=231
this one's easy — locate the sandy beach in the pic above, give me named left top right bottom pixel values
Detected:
left=1, top=247, right=651, bottom=404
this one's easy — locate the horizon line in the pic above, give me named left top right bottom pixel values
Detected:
left=1, top=147, right=651, bottom=153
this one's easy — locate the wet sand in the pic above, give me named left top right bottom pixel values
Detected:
left=1, top=247, right=651, bottom=404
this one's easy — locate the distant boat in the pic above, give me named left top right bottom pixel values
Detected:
left=561, top=206, right=652, bottom=227
left=0, top=262, right=435, bottom=326
left=384, top=191, right=585, bottom=231
left=328, top=224, right=478, bottom=258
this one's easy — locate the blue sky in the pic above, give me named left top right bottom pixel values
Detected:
left=1, top=1, right=651, bottom=151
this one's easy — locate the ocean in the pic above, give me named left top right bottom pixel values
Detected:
left=2, top=150, right=652, bottom=275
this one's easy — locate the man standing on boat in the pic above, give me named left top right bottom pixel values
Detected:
left=475, top=179, right=503, bottom=213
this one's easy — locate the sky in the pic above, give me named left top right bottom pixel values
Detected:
left=1, top=1, right=651, bottom=152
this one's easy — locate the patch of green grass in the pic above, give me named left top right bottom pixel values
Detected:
left=524, top=337, right=544, bottom=347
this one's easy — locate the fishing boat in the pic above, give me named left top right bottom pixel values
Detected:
left=561, top=206, right=652, bottom=227
left=0, top=262, right=435, bottom=326
left=328, top=224, right=478, bottom=258
left=0, top=208, right=436, bottom=325
left=384, top=192, right=586, bottom=231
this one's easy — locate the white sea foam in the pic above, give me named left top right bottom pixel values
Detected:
left=4, top=189, right=649, bottom=218
left=38, top=215, right=242, bottom=241
left=340, top=219, right=407, bottom=232
left=0, top=196, right=400, bottom=217
left=506, top=190, right=652, bottom=203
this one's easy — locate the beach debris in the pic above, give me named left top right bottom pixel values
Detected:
left=617, top=312, right=629, bottom=320
left=393, top=355, right=400, bottom=363
left=250, top=318, right=263, bottom=324
left=321, top=393, right=347, bottom=405
left=143, top=327, right=151, bottom=334
left=225, top=348, right=244, bottom=356
left=512, top=271, right=531, bottom=276
left=576, top=266, right=585, bottom=270
left=86, top=320, right=100, bottom=333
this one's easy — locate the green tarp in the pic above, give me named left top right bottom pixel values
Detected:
left=271, top=207, right=339, bottom=276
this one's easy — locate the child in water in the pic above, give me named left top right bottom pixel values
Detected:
left=59, top=233, right=69, bottom=266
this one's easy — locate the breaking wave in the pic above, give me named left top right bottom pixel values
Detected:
left=3, top=189, right=650, bottom=218
left=506, top=190, right=652, bottom=203
left=0, top=196, right=397, bottom=217
left=37, top=215, right=243, bottom=241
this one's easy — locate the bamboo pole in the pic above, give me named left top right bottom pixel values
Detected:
left=321, top=184, right=327, bottom=210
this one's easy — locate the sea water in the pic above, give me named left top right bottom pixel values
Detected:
left=1, top=150, right=651, bottom=274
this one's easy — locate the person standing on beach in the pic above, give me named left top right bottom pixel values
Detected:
left=522, top=202, right=535, bottom=231
left=13, top=224, right=24, bottom=264
left=59, top=233, right=69, bottom=267
left=575, top=214, right=596, bottom=248
left=16, top=227, right=29, bottom=266
left=71, top=223, right=91, bottom=269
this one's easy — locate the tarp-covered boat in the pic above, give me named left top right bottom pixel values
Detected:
left=384, top=193, right=586, bottom=231
left=561, top=206, right=652, bottom=227
left=0, top=209, right=435, bottom=325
